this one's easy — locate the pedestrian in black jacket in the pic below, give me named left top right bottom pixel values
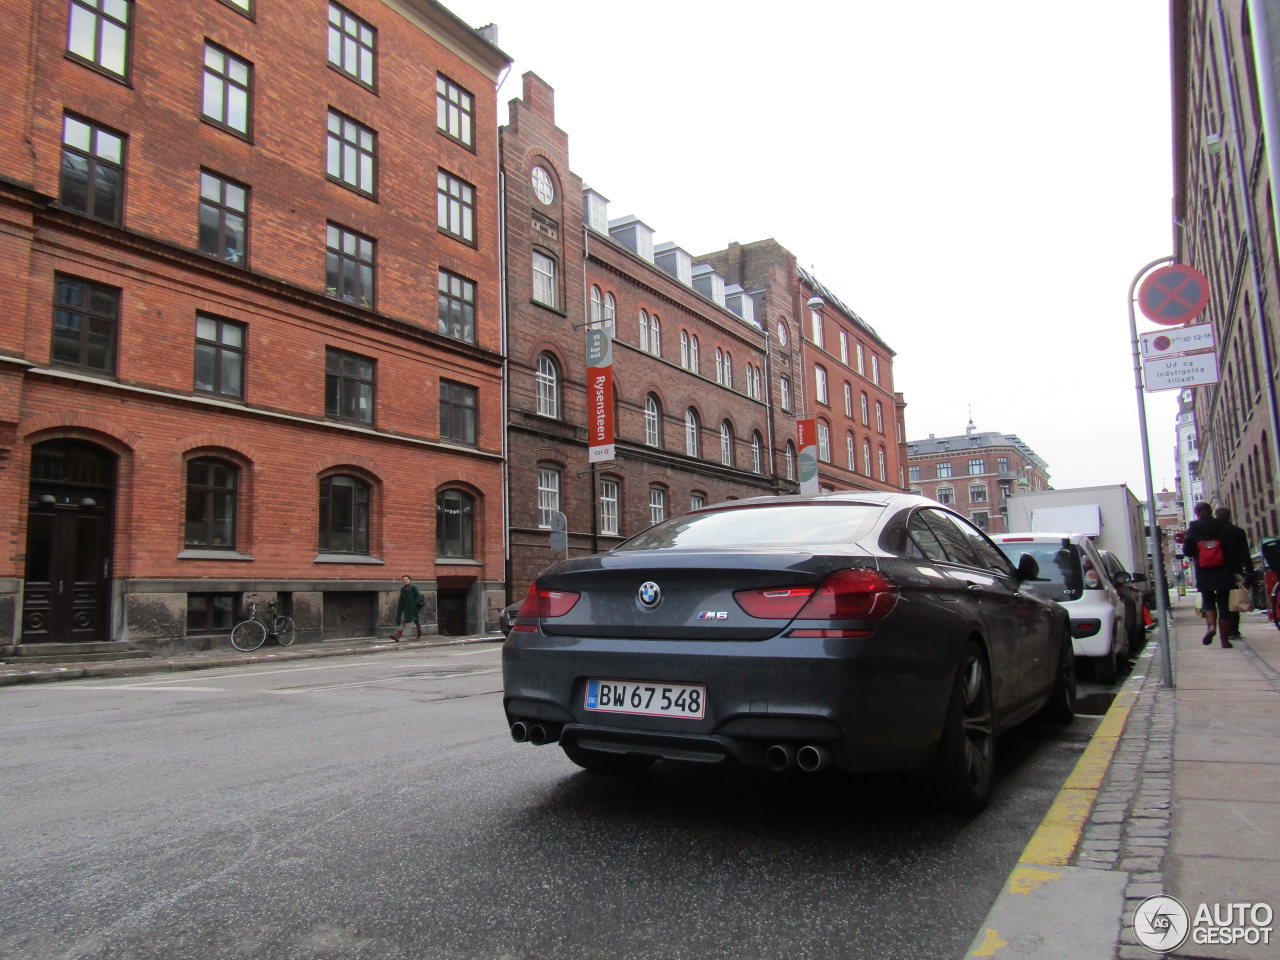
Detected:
left=1215, top=506, right=1253, bottom=642
left=1183, top=502, right=1249, bottom=648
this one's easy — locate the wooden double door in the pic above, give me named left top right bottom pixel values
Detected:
left=22, top=440, right=115, bottom=643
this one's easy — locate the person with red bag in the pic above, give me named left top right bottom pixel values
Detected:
left=1183, top=502, right=1251, bottom=648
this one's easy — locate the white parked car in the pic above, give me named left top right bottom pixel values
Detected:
left=992, top=532, right=1129, bottom=683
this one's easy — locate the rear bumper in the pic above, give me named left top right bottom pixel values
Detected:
left=502, top=631, right=958, bottom=773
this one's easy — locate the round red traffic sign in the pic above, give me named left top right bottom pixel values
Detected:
left=1138, top=264, right=1210, bottom=325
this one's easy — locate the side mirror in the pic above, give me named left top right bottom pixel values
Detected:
left=1113, top=571, right=1133, bottom=585
left=1016, top=553, right=1042, bottom=581
left=1130, top=572, right=1148, bottom=583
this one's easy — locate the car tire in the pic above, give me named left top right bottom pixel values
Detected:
left=561, top=740, right=656, bottom=775
left=1093, top=629, right=1119, bottom=684
left=1038, top=628, right=1076, bottom=725
left=931, top=641, right=995, bottom=813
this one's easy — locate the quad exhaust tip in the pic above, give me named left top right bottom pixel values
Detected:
left=510, top=721, right=529, bottom=743
left=765, top=744, right=794, bottom=772
left=796, top=744, right=830, bottom=773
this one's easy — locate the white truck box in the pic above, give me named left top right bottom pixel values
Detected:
left=1005, top=484, right=1150, bottom=582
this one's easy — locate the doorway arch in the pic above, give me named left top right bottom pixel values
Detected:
left=22, top=439, right=116, bottom=643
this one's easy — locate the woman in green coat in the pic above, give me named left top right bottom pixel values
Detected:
left=394, top=574, right=423, bottom=640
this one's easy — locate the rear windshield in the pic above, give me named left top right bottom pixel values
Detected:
left=995, top=540, right=1084, bottom=602
left=617, top=503, right=884, bottom=552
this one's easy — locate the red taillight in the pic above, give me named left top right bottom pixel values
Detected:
left=734, top=568, right=898, bottom=636
left=733, top=586, right=816, bottom=619
left=511, top=581, right=580, bottom=631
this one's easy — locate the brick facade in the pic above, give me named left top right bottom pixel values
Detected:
left=0, top=0, right=510, bottom=648
left=905, top=428, right=1051, bottom=534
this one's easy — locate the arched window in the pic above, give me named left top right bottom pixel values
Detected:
left=590, top=285, right=603, bottom=324
left=860, top=392, right=870, bottom=425
left=876, top=401, right=885, bottom=433
left=639, top=309, right=650, bottom=352
left=319, top=474, right=370, bottom=554
left=863, top=440, right=872, bottom=476
left=785, top=441, right=796, bottom=481
left=843, top=382, right=853, bottom=418
left=436, top=488, right=474, bottom=558
left=680, top=329, right=690, bottom=368
left=649, top=314, right=661, bottom=355
left=185, top=457, right=237, bottom=548
left=751, top=432, right=763, bottom=474
left=720, top=421, right=734, bottom=466
left=689, top=334, right=699, bottom=373
left=536, top=353, right=559, bottom=418
left=878, top=446, right=887, bottom=481
left=603, top=292, right=617, bottom=336
left=685, top=408, right=701, bottom=457
left=724, top=351, right=732, bottom=389
left=817, top=420, right=831, bottom=462
left=644, top=394, right=662, bottom=447
left=815, top=365, right=828, bottom=405
left=715, top=348, right=725, bottom=384
left=780, top=376, right=791, bottom=412
left=846, top=433, right=856, bottom=471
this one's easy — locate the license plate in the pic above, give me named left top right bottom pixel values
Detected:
left=584, top=679, right=706, bottom=719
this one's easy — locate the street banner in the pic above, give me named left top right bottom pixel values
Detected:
left=797, top=418, right=819, bottom=495
left=586, top=326, right=615, bottom=463
left=1143, top=351, right=1220, bottom=392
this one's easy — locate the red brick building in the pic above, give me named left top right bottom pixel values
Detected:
left=500, top=74, right=791, bottom=597
left=905, top=423, right=1051, bottom=533
left=697, top=240, right=909, bottom=497
left=0, top=0, right=510, bottom=651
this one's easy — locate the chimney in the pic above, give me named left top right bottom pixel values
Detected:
left=608, top=215, right=655, bottom=263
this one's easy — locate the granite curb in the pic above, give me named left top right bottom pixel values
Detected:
left=0, top=633, right=505, bottom=687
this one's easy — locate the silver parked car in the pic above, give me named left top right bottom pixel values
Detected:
left=503, top=492, right=1074, bottom=811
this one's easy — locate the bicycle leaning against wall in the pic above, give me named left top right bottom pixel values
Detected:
left=230, top=600, right=296, bottom=652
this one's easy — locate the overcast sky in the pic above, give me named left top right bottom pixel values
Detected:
left=442, top=0, right=1181, bottom=493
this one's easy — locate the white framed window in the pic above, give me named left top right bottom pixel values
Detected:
left=680, top=329, right=690, bottom=368
left=600, top=478, right=620, bottom=536
left=878, top=447, right=887, bottom=481
left=536, top=353, right=558, bottom=418
left=723, top=351, right=732, bottom=390
left=649, top=485, right=667, bottom=525
left=815, top=366, right=828, bottom=405
left=936, top=461, right=953, bottom=478
left=863, top=441, right=872, bottom=475
left=846, top=434, right=855, bottom=470
left=644, top=394, right=661, bottom=447
left=780, top=376, right=791, bottom=412
left=720, top=421, right=734, bottom=466
left=785, top=442, right=796, bottom=480
left=839, top=330, right=849, bottom=365
left=970, top=484, right=988, bottom=503
left=968, top=457, right=984, bottom=475
left=843, top=382, right=852, bottom=418
left=639, top=309, right=650, bottom=352
left=685, top=409, right=700, bottom=457
left=532, top=250, right=556, bottom=307
left=603, top=292, right=617, bottom=337
left=856, top=342, right=865, bottom=375
left=689, top=335, right=699, bottom=373
left=872, top=355, right=881, bottom=385
left=938, top=486, right=954, bottom=505
left=537, top=465, right=560, bottom=528
left=649, top=314, right=661, bottom=355
left=860, top=392, right=869, bottom=425
left=691, top=492, right=706, bottom=510
left=715, top=348, right=725, bottom=385
left=876, top=401, right=885, bottom=434
left=751, top=433, right=762, bottom=474
left=817, top=422, right=830, bottom=462
left=810, top=308, right=823, bottom=348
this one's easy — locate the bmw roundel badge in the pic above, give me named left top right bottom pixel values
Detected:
left=638, top=581, right=662, bottom=608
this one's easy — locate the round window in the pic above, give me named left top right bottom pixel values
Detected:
left=776, top=321, right=788, bottom=346
left=532, top=166, right=554, bottom=205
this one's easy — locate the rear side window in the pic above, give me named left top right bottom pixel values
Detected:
left=995, top=540, right=1083, bottom=601
left=617, top=503, right=883, bottom=552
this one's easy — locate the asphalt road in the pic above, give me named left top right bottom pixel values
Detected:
left=0, top=642, right=1106, bottom=960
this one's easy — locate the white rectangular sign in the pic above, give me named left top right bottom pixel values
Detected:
left=1143, top=351, right=1220, bottom=392
left=1140, top=325, right=1216, bottom=359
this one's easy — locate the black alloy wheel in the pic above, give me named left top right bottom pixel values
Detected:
left=932, top=641, right=995, bottom=812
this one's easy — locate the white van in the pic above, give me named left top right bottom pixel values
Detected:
left=992, top=532, right=1129, bottom=682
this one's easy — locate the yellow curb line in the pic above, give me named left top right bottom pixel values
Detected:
left=1019, top=688, right=1137, bottom=867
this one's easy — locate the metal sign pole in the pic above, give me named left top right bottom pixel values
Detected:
left=1129, top=256, right=1176, bottom=688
